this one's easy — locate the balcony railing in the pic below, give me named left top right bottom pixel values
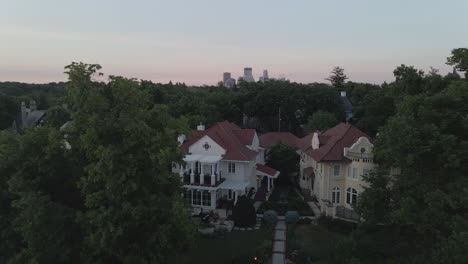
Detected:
left=335, top=206, right=360, bottom=222
left=182, top=171, right=225, bottom=187
left=345, top=151, right=373, bottom=160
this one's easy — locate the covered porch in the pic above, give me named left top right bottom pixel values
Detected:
left=182, top=180, right=250, bottom=211
left=179, top=154, right=223, bottom=186
left=255, top=163, right=280, bottom=200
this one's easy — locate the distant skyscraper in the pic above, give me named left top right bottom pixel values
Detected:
left=223, top=72, right=231, bottom=82
left=243, top=67, right=255, bottom=82
left=259, top=69, right=269, bottom=82
left=222, top=72, right=236, bottom=88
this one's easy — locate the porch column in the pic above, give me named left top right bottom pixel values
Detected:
left=179, top=164, right=184, bottom=183
left=190, top=162, right=195, bottom=184
left=200, top=163, right=204, bottom=185
left=234, top=190, right=238, bottom=205
left=267, top=177, right=271, bottom=192
left=216, top=162, right=220, bottom=181
left=211, top=164, right=215, bottom=185
left=211, top=190, right=216, bottom=209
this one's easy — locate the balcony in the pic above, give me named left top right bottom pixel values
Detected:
left=344, top=151, right=373, bottom=161
left=182, top=171, right=225, bottom=187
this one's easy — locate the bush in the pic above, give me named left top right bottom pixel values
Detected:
left=233, top=195, right=256, bottom=227
left=263, top=210, right=278, bottom=226
left=297, top=218, right=313, bottom=225
left=285, top=211, right=300, bottom=224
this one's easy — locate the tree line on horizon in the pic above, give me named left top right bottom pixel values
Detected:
left=0, top=48, right=467, bottom=263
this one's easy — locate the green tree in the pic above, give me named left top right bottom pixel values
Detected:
left=4, top=128, right=82, bottom=264
left=446, top=48, right=468, bottom=78
left=326, top=66, right=348, bottom=89
left=266, top=143, right=299, bottom=185
left=305, top=110, right=340, bottom=133
left=64, top=62, right=196, bottom=263
left=0, top=131, right=21, bottom=263
left=0, top=95, right=18, bottom=130
left=354, top=79, right=468, bottom=263
left=46, top=105, right=70, bottom=128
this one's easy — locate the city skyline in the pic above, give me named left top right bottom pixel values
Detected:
left=1, top=0, right=468, bottom=85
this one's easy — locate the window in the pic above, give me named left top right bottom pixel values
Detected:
left=184, top=190, right=191, bottom=205
left=228, top=162, right=236, bottom=173
left=202, top=191, right=211, bottom=206
left=196, top=162, right=201, bottom=174
left=346, top=188, right=358, bottom=205
left=348, top=167, right=351, bottom=178
left=352, top=168, right=358, bottom=179
left=333, top=165, right=340, bottom=177
left=228, top=189, right=233, bottom=200
left=193, top=190, right=201, bottom=205
left=332, top=187, right=340, bottom=204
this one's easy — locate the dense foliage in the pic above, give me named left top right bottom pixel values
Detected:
left=0, top=63, right=196, bottom=263
left=337, top=49, right=468, bottom=264
left=0, top=47, right=467, bottom=263
left=232, top=195, right=256, bottom=227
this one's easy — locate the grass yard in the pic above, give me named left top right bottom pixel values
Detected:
left=173, top=227, right=272, bottom=264
left=287, top=223, right=349, bottom=264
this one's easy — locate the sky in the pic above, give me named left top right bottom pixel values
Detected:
left=1, top=0, right=468, bottom=85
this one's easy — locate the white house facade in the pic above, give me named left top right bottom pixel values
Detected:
left=173, top=121, right=279, bottom=212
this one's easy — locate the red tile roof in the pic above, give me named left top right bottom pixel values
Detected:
left=304, top=123, right=370, bottom=162
left=180, top=121, right=258, bottom=161
left=259, top=132, right=299, bottom=149
left=256, top=164, right=279, bottom=177
left=233, top=129, right=256, bottom=145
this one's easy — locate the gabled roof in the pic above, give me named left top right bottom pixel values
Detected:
left=24, top=110, right=47, bottom=127
left=302, top=123, right=370, bottom=162
left=180, top=121, right=258, bottom=161
left=259, top=132, right=299, bottom=149
left=256, top=164, right=280, bottom=178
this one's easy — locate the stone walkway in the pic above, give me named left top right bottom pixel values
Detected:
left=272, top=219, right=287, bottom=264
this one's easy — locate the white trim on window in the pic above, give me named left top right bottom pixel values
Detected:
left=228, top=162, right=236, bottom=174
left=332, top=187, right=341, bottom=204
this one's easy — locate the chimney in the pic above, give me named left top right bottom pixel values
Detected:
left=197, top=123, right=205, bottom=131
left=21, top=101, right=28, bottom=120
left=30, top=100, right=37, bottom=111
left=312, top=132, right=320, bottom=150
left=340, top=91, right=346, bottom=97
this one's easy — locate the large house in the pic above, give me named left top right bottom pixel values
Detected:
left=297, top=123, right=375, bottom=219
left=173, top=121, right=279, bottom=212
left=10, top=100, right=47, bottom=132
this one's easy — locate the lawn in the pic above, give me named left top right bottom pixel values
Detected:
left=287, top=221, right=354, bottom=264
left=173, top=227, right=272, bottom=264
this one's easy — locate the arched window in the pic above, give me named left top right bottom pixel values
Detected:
left=332, top=187, right=340, bottom=204
left=346, top=188, right=358, bottom=205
